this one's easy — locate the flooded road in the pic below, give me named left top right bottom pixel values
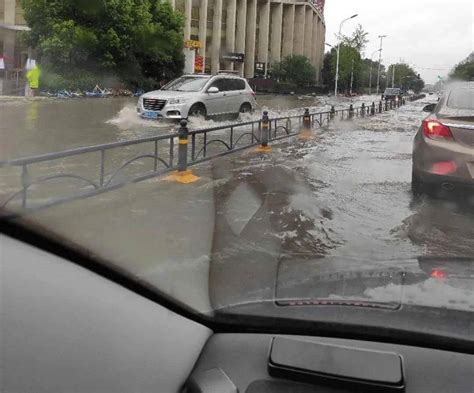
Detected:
left=0, top=94, right=324, bottom=159
left=1, top=94, right=473, bottom=311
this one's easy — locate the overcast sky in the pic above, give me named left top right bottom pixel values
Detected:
left=324, top=0, right=473, bottom=84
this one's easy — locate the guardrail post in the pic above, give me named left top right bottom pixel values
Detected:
left=177, top=120, right=188, bottom=172
left=371, top=102, right=375, bottom=116
left=349, top=104, right=354, bottom=119
left=361, top=103, right=365, bottom=118
left=299, top=108, right=314, bottom=140
left=330, top=105, right=336, bottom=120
left=164, top=119, right=200, bottom=183
left=256, top=111, right=272, bottom=152
left=379, top=101, right=383, bottom=113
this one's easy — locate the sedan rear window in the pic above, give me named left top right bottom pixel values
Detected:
left=447, top=88, right=474, bottom=110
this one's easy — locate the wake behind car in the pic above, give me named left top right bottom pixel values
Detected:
left=136, top=73, right=256, bottom=120
left=412, top=82, right=474, bottom=196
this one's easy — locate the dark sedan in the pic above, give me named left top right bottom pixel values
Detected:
left=412, top=82, right=474, bottom=196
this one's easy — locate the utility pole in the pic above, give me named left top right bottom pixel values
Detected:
left=376, top=35, right=387, bottom=95
left=369, top=48, right=381, bottom=95
left=350, top=58, right=354, bottom=95
left=392, top=64, right=396, bottom=88
left=335, top=14, right=358, bottom=97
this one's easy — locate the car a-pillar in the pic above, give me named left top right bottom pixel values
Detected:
left=164, top=120, right=200, bottom=184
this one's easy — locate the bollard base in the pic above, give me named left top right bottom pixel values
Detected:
left=255, top=145, right=272, bottom=153
left=164, top=170, right=200, bottom=184
left=298, top=129, right=314, bottom=141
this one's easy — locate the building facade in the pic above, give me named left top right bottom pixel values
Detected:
left=0, top=0, right=29, bottom=68
left=0, top=0, right=325, bottom=83
left=0, top=0, right=30, bottom=94
left=173, top=0, right=326, bottom=81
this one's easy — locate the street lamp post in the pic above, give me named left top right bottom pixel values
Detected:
left=376, top=35, right=387, bottom=95
left=369, top=48, right=381, bottom=95
left=335, top=14, right=358, bottom=97
left=349, top=58, right=354, bottom=95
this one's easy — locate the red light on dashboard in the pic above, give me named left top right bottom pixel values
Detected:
left=431, top=269, right=446, bottom=279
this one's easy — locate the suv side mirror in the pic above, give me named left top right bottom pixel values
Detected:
left=207, top=86, right=219, bottom=94
left=422, top=103, right=436, bottom=113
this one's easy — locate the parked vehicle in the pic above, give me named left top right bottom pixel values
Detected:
left=412, top=82, right=474, bottom=196
left=136, top=73, right=257, bottom=120
left=382, top=87, right=403, bottom=101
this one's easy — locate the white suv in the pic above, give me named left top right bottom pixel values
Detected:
left=137, top=73, right=257, bottom=120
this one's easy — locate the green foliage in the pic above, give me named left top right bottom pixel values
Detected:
left=20, top=0, right=184, bottom=88
left=449, top=53, right=474, bottom=81
left=359, top=58, right=385, bottom=92
left=321, top=24, right=372, bottom=93
left=386, top=63, right=425, bottom=93
left=271, top=55, right=316, bottom=87
left=40, top=65, right=115, bottom=91
left=341, top=24, right=369, bottom=53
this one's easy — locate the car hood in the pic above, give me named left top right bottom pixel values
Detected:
left=141, top=90, right=199, bottom=99
left=211, top=256, right=474, bottom=313
left=274, top=256, right=474, bottom=312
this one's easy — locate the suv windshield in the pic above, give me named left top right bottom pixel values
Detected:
left=161, top=76, right=209, bottom=92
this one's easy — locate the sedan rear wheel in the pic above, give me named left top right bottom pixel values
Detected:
left=239, top=103, right=252, bottom=114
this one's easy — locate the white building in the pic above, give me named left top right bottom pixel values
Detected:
left=173, top=0, right=326, bottom=80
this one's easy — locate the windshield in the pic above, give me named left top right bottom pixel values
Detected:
left=1, top=0, right=473, bottom=346
left=161, top=76, right=209, bottom=92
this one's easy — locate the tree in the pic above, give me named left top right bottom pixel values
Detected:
left=321, top=24, right=369, bottom=93
left=20, top=0, right=184, bottom=88
left=271, top=55, right=316, bottom=87
left=359, top=58, right=385, bottom=93
left=449, top=53, right=474, bottom=81
left=341, top=24, right=369, bottom=53
left=386, top=63, right=425, bottom=93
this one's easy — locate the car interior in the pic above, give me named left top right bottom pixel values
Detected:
left=2, top=222, right=474, bottom=393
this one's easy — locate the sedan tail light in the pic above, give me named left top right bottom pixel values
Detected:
left=422, top=119, right=453, bottom=140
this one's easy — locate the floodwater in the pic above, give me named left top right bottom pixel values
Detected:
left=1, top=94, right=473, bottom=312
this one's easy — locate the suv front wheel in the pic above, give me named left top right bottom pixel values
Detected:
left=188, top=103, right=207, bottom=119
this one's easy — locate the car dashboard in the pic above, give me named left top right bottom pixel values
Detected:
left=1, top=233, right=473, bottom=393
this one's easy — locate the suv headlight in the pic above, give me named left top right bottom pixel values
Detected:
left=169, top=97, right=187, bottom=105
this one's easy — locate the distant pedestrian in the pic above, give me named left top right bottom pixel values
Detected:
left=26, top=65, right=41, bottom=97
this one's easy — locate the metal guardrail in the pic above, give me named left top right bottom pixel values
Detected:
left=0, top=95, right=425, bottom=217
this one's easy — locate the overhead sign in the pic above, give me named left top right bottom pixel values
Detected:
left=184, top=40, right=202, bottom=49
left=221, top=53, right=245, bottom=63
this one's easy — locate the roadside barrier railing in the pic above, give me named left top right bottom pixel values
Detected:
left=0, top=94, right=426, bottom=217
